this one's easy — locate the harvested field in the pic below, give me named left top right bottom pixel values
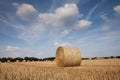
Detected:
left=0, top=59, right=120, bottom=80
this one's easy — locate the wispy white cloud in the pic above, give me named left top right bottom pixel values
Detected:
left=54, top=42, right=72, bottom=47
left=6, top=45, right=20, bottom=51
left=86, top=0, right=106, bottom=20
left=86, top=4, right=99, bottom=20
left=75, top=19, right=92, bottom=29
left=61, top=29, right=70, bottom=36
left=100, top=13, right=110, bottom=22
left=14, top=3, right=38, bottom=20
left=113, top=5, right=120, bottom=17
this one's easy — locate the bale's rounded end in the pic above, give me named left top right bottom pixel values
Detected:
left=56, top=47, right=65, bottom=67
left=55, top=46, right=82, bottom=67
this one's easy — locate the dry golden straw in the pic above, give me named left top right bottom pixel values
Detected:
left=55, top=46, right=82, bottom=67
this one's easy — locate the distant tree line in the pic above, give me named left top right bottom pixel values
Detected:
left=0, top=56, right=119, bottom=62
left=82, top=56, right=120, bottom=60
left=0, top=57, right=55, bottom=62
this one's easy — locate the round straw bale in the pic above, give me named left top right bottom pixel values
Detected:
left=55, top=46, right=82, bottom=67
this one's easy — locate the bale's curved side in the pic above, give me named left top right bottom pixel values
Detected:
left=56, top=46, right=82, bottom=67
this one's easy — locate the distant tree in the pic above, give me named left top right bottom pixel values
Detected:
left=43, top=57, right=55, bottom=61
left=116, top=56, right=120, bottom=58
left=24, top=57, right=40, bottom=62
left=110, top=56, right=116, bottom=59
left=14, top=57, right=23, bottom=62
left=39, top=59, right=43, bottom=61
left=82, top=58, right=88, bottom=60
left=24, top=57, right=30, bottom=61
left=1, top=57, right=7, bottom=62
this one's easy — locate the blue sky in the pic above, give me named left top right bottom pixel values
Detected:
left=0, top=0, right=120, bottom=58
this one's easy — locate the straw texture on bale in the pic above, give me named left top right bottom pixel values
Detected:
left=55, top=46, right=82, bottom=67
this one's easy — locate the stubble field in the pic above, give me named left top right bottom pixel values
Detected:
left=0, top=59, right=120, bottom=80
